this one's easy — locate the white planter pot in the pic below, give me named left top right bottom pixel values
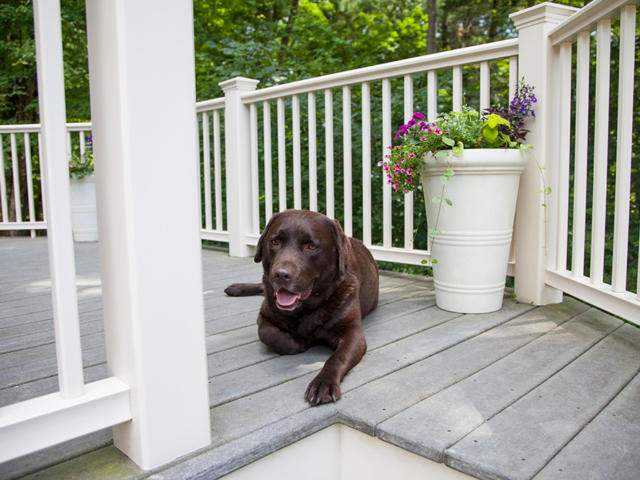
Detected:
left=69, top=174, right=98, bottom=242
left=421, top=149, right=527, bottom=313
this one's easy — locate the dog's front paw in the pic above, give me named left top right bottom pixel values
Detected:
left=224, top=283, right=245, bottom=296
left=305, top=373, right=341, bottom=406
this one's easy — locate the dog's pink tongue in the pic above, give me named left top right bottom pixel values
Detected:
left=276, top=291, right=299, bottom=307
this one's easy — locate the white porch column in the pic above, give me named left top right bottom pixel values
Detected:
left=510, top=3, right=577, bottom=305
left=85, top=0, right=211, bottom=470
left=220, top=77, right=259, bottom=257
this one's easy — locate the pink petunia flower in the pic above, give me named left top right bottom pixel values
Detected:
left=407, top=178, right=413, bottom=185
left=434, top=128, right=443, bottom=135
left=420, top=137, right=427, bottom=141
left=406, top=168, right=413, bottom=175
left=408, top=153, right=415, bottom=159
left=378, top=161, right=384, bottom=166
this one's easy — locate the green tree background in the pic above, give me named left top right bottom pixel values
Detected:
left=0, top=0, right=638, bottom=293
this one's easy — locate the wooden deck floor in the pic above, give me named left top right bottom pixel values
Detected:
left=1, top=237, right=639, bottom=480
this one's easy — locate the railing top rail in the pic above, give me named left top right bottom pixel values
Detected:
left=66, top=122, right=92, bottom=131
left=195, top=97, right=225, bottom=113
left=548, top=0, right=638, bottom=46
left=236, top=38, right=518, bottom=104
left=0, top=122, right=92, bottom=134
left=0, top=123, right=41, bottom=133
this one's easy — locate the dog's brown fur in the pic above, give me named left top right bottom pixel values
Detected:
left=225, top=210, right=379, bottom=405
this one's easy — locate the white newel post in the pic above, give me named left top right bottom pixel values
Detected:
left=85, top=0, right=211, bottom=470
left=220, top=77, right=259, bottom=257
left=510, top=3, right=577, bottom=305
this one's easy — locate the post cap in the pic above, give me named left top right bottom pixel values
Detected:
left=219, top=77, right=260, bottom=93
left=510, top=2, right=578, bottom=30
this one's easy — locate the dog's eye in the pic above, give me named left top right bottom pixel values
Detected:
left=306, top=243, right=318, bottom=251
left=271, top=239, right=280, bottom=246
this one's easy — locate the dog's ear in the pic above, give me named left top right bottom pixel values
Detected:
left=331, top=218, right=349, bottom=280
left=254, top=212, right=282, bottom=263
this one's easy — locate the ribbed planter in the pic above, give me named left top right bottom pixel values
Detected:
left=69, top=174, right=98, bottom=242
left=421, top=149, right=527, bottom=313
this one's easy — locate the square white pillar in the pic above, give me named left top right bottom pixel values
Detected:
left=85, top=0, right=211, bottom=469
left=220, top=77, right=259, bottom=257
left=510, top=3, right=577, bottom=305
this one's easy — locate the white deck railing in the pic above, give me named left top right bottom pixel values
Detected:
left=0, top=0, right=131, bottom=464
left=197, top=40, right=520, bottom=267
left=193, top=0, right=638, bottom=323
left=196, top=98, right=227, bottom=243
left=0, top=122, right=92, bottom=235
left=545, top=0, right=639, bottom=322
left=2, top=0, right=211, bottom=469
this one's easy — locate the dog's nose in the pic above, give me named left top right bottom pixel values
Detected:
left=274, top=268, right=292, bottom=281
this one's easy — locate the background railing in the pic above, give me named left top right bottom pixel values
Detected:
left=545, top=0, right=638, bottom=322
left=0, top=122, right=92, bottom=236
left=196, top=98, right=227, bottom=243
left=197, top=40, right=519, bottom=267
left=193, top=0, right=638, bottom=323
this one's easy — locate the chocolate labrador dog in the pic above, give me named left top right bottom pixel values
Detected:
left=225, top=210, right=379, bottom=405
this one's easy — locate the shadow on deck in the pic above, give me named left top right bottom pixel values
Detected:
left=1, top=237, right=638, bottom=480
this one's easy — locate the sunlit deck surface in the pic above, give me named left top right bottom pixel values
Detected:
left=1, top=237, right=639, bottom=480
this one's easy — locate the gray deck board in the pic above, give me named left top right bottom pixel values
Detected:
left=533, top=372, right=640, bottom=480
left=374, top=304, right=618, bottom=461
left=1, top=238, right=639, bottom=480
left=445, top=323, right=640, bottom=480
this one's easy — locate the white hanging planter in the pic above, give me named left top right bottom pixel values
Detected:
left=421, top=149, right=527, bottom=314
left=69, top=174, right=98, bottom=242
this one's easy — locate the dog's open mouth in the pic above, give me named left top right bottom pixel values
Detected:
left=275, top=288, right=312, bottom=310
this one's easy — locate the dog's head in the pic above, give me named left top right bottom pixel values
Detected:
left=254, top=210, right=349, bottom=312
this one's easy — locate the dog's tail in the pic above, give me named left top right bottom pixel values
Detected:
left=224, top=283, right=264, bottom=297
